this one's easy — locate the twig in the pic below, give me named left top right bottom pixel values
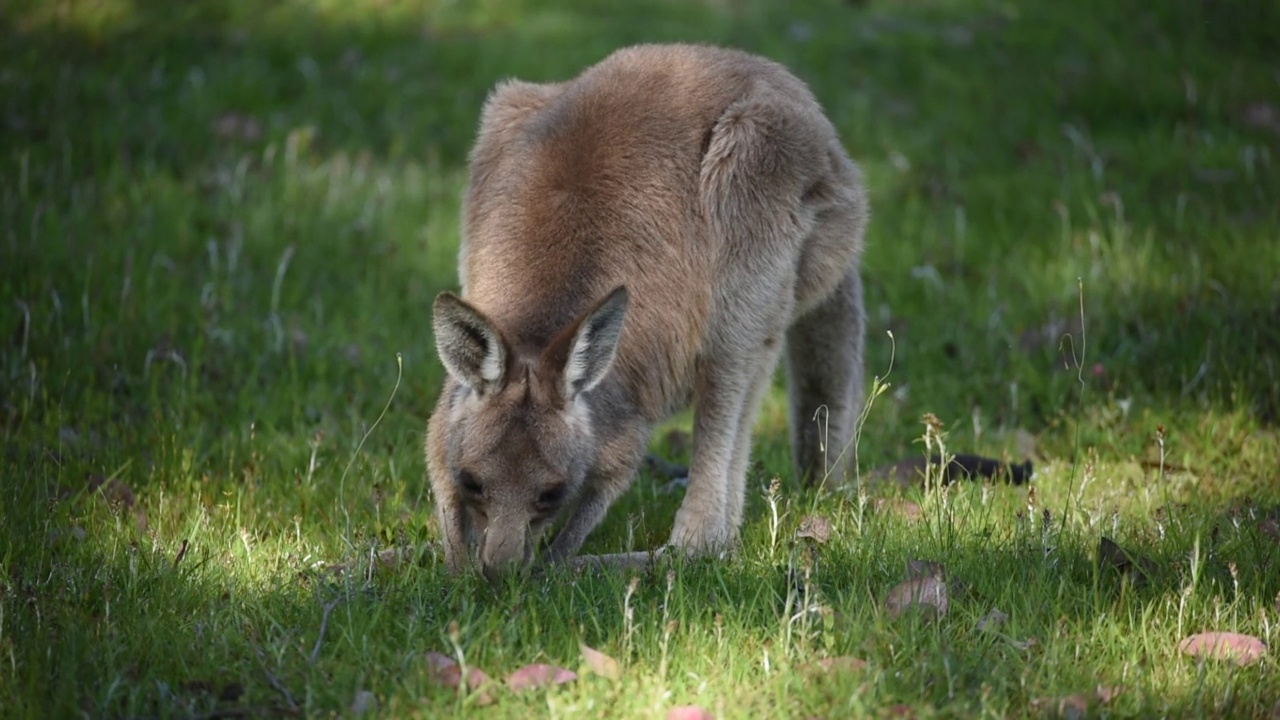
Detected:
left=173, top=539, right=189, bottom=568
left=260, top=669, right=298, bottom=713
left=309, top=597, right=344, bottom=665
left=254, top=648, right=299, bottom=713
left=1138, top=459, right=1192, bottom=474
left=569, top=549, right=667, bottom=574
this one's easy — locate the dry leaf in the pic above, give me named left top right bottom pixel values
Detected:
left=425, top=651, right=454, bottom=674
left=810, top=656, right=868, bottom=674
left=906, top=559, right=945, bottom=580
left=667, top=706, right=715, bottom=720
left=976, top=607, right=1008, bottom=632
left=885, top=575, right=948, bottom=619
left=425, top=651, right=494, bottom=705
left=1094, top=685, right=1121, bottom=704
left=87, top=473, right=148, bottom=531
left=1260, top=518, right=1280, bottom=544
left=350, top=690, right=376, bottom=715
left=796, top=515, right=832, bottom=544
left=1097, top=536, right=1127, bottom=568
left=580, top=643, right=622, bottom=680
left=88, top=473, right=134, bottom=506
left=1178, top=632, right=1267, bottom=666
left=1007, top=636, right=1038, bottom=651
left=972, top=602, right=1034, bottom=648
left=1056, top=694, right=1089, bottom=720
left=873, top=497, right=923, bottom=522
left=1031, top=685, right=1120, bottom=719
left=1098, top=536, right=1157, bottom=583
left=506, top=663, right=577, bottom=692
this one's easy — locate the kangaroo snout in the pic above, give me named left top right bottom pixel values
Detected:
left=479, top=517, right=534, bottom=581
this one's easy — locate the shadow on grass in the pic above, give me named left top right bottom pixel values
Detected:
left=11, top=483, right=1277, bottom=716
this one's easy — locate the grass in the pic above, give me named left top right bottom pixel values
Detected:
left=3, top=0, right=1279, bottom=716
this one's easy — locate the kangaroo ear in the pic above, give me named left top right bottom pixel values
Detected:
left=433, top=293, right=508, bottom=392
left=555, top=286, right=629, bottom=400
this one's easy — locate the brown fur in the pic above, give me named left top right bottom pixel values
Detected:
left=426, top=44, right=868, bottom=578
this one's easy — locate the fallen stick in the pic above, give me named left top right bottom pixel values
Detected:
left=308, top=597, right=344, bottom=665
left=567, top=548, right=668, bottom=574
left=864, top=454, right=1034, bottom=489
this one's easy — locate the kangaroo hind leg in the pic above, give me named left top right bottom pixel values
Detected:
left=786, top=265, right=865, bottom=489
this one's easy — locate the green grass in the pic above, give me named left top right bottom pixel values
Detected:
left=3, top=0, right=1279, bottom=716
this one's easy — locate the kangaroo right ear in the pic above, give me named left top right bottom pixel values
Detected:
left=432, top=293, right=508, bottom=392
left=559, top=286, right=629, bottom=399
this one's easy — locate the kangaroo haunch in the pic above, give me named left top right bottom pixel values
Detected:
left=425, top=43, right=868, bottom=579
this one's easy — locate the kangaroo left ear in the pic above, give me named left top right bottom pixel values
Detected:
left=545, top=287, right=628, bottom=400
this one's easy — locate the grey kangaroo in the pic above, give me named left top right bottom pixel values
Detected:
left=426, top=43, right=868, bottom=579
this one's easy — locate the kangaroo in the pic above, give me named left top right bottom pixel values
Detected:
left=425, top=43, right=868, bottom=579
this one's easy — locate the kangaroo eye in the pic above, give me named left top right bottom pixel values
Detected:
left=457, top=470, right=482, bottom=495
left=538, top=484, right=566, bottom=506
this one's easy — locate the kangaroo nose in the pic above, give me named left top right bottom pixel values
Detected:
left=481, top=555, right=526, bottom=584
left=479, top=523, right=533, bottom=582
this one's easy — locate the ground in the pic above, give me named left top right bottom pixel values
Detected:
left=2, top=0, right=1279, bottom=717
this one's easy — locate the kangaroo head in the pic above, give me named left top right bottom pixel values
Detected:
left=430, top=286, right=629, bottom=580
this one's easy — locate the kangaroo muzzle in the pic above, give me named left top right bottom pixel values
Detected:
left=479, top=517, right=534, bottom=581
